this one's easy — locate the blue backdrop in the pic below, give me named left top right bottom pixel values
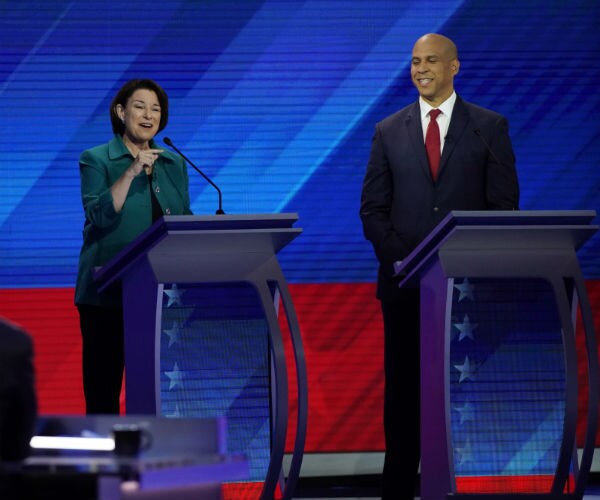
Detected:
left=1, top=0, right=599, bottom=287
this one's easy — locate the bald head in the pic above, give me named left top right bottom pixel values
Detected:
left=413, top=33, right=458, bottom=60
left=411, top=33, right=460, bottom=106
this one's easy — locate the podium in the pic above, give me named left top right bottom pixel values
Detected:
left=94, top=214, right=307, bottom=500
left=394, top=210, right=599, bottom=500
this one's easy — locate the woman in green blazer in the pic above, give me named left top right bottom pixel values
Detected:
left=75, top=79, right=192, bottom=414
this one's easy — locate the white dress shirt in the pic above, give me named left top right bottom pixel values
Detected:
left=419, top=91, right=457, bottom=154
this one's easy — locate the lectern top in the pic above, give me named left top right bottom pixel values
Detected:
left=445, top=209, right=596, bottom=226
left=94, top=213, right=302, bottom=290
left=394, top=209, right=598, bottom=285
left=159, top=213, right=299, bottom=229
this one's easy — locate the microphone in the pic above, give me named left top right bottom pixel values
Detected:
left=473, top=128, right=504, bottom=170
left=163, top=137, right=225, bottom=215
left=474, top=128, right=518, bottom=210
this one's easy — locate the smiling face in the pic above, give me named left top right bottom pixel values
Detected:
left=411, top=34, right=459, bottom=107
left=116, top=88, right=161, bottom=149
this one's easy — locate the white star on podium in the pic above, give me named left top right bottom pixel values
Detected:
left=165, top=362, right=183, bottom=390
left=163, top=321, right=181, bottom=347
left=455, top=439, right=473, bottom=465
left=165, top=403, right=182, bottom=418
left=453, top=314, right=478, bottom=341
left=454, top=401, right=475, bottom=424
left=164, top=284, right=183, bottom=307
left=454, top=356, right=476, bottom=383
left=454, top=278, right=475, bottom=302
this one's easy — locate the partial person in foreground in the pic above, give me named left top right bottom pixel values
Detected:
left=75, top=79, right=193, bottom=414
left=359, top=33, right=519, bottom=499
left=0, top=317, right=37, bottom=462
left=0, top=317, right=37, bottom=500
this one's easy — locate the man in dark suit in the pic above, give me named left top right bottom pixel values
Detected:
left=0, top=318, right=37, bottom=461
left=359, top=33, right=519, bottom=499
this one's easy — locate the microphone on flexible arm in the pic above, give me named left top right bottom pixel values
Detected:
left=163, top=137, right=225, bottom=215
left=473, top=128, right=518, bottom=210
left=474, top=128, right=505, bottom=171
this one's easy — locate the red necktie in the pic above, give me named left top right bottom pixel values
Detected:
left=425, top=109, right=442, bottom=181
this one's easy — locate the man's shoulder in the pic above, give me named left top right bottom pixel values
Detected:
left=0, top=319, right=32, bottom=356
left=378, top=101, right=418, bottom=129
left=458, top=96, right=505, bottom=121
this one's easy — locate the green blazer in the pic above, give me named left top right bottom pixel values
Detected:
left=74, top=135, right=193, bottom=307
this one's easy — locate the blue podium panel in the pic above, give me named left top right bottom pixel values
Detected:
left=448, top=278, right=566, bottom=481
left=396, top=211, right=598, bottom=500
left=158, top=282, right=271, bottom=482
left=94, top=215, right=308, bottom=499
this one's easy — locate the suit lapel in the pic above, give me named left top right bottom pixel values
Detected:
left=405, top=102, right=431, bottom=180
left=438, top=96, right=470, bottom=178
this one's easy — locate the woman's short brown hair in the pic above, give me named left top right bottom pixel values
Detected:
left=109, top=79, right=169, bottom=135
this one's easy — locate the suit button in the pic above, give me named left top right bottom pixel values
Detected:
left=433, top=206, right=439, bottom=212
left=165, top=208, right=171, bottom=215
left=155, top=186, right=160, bottom=193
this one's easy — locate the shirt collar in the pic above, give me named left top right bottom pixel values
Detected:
left=107, top=135, right=130, bottom=160
left=419, top=91, right=457, bottom=121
